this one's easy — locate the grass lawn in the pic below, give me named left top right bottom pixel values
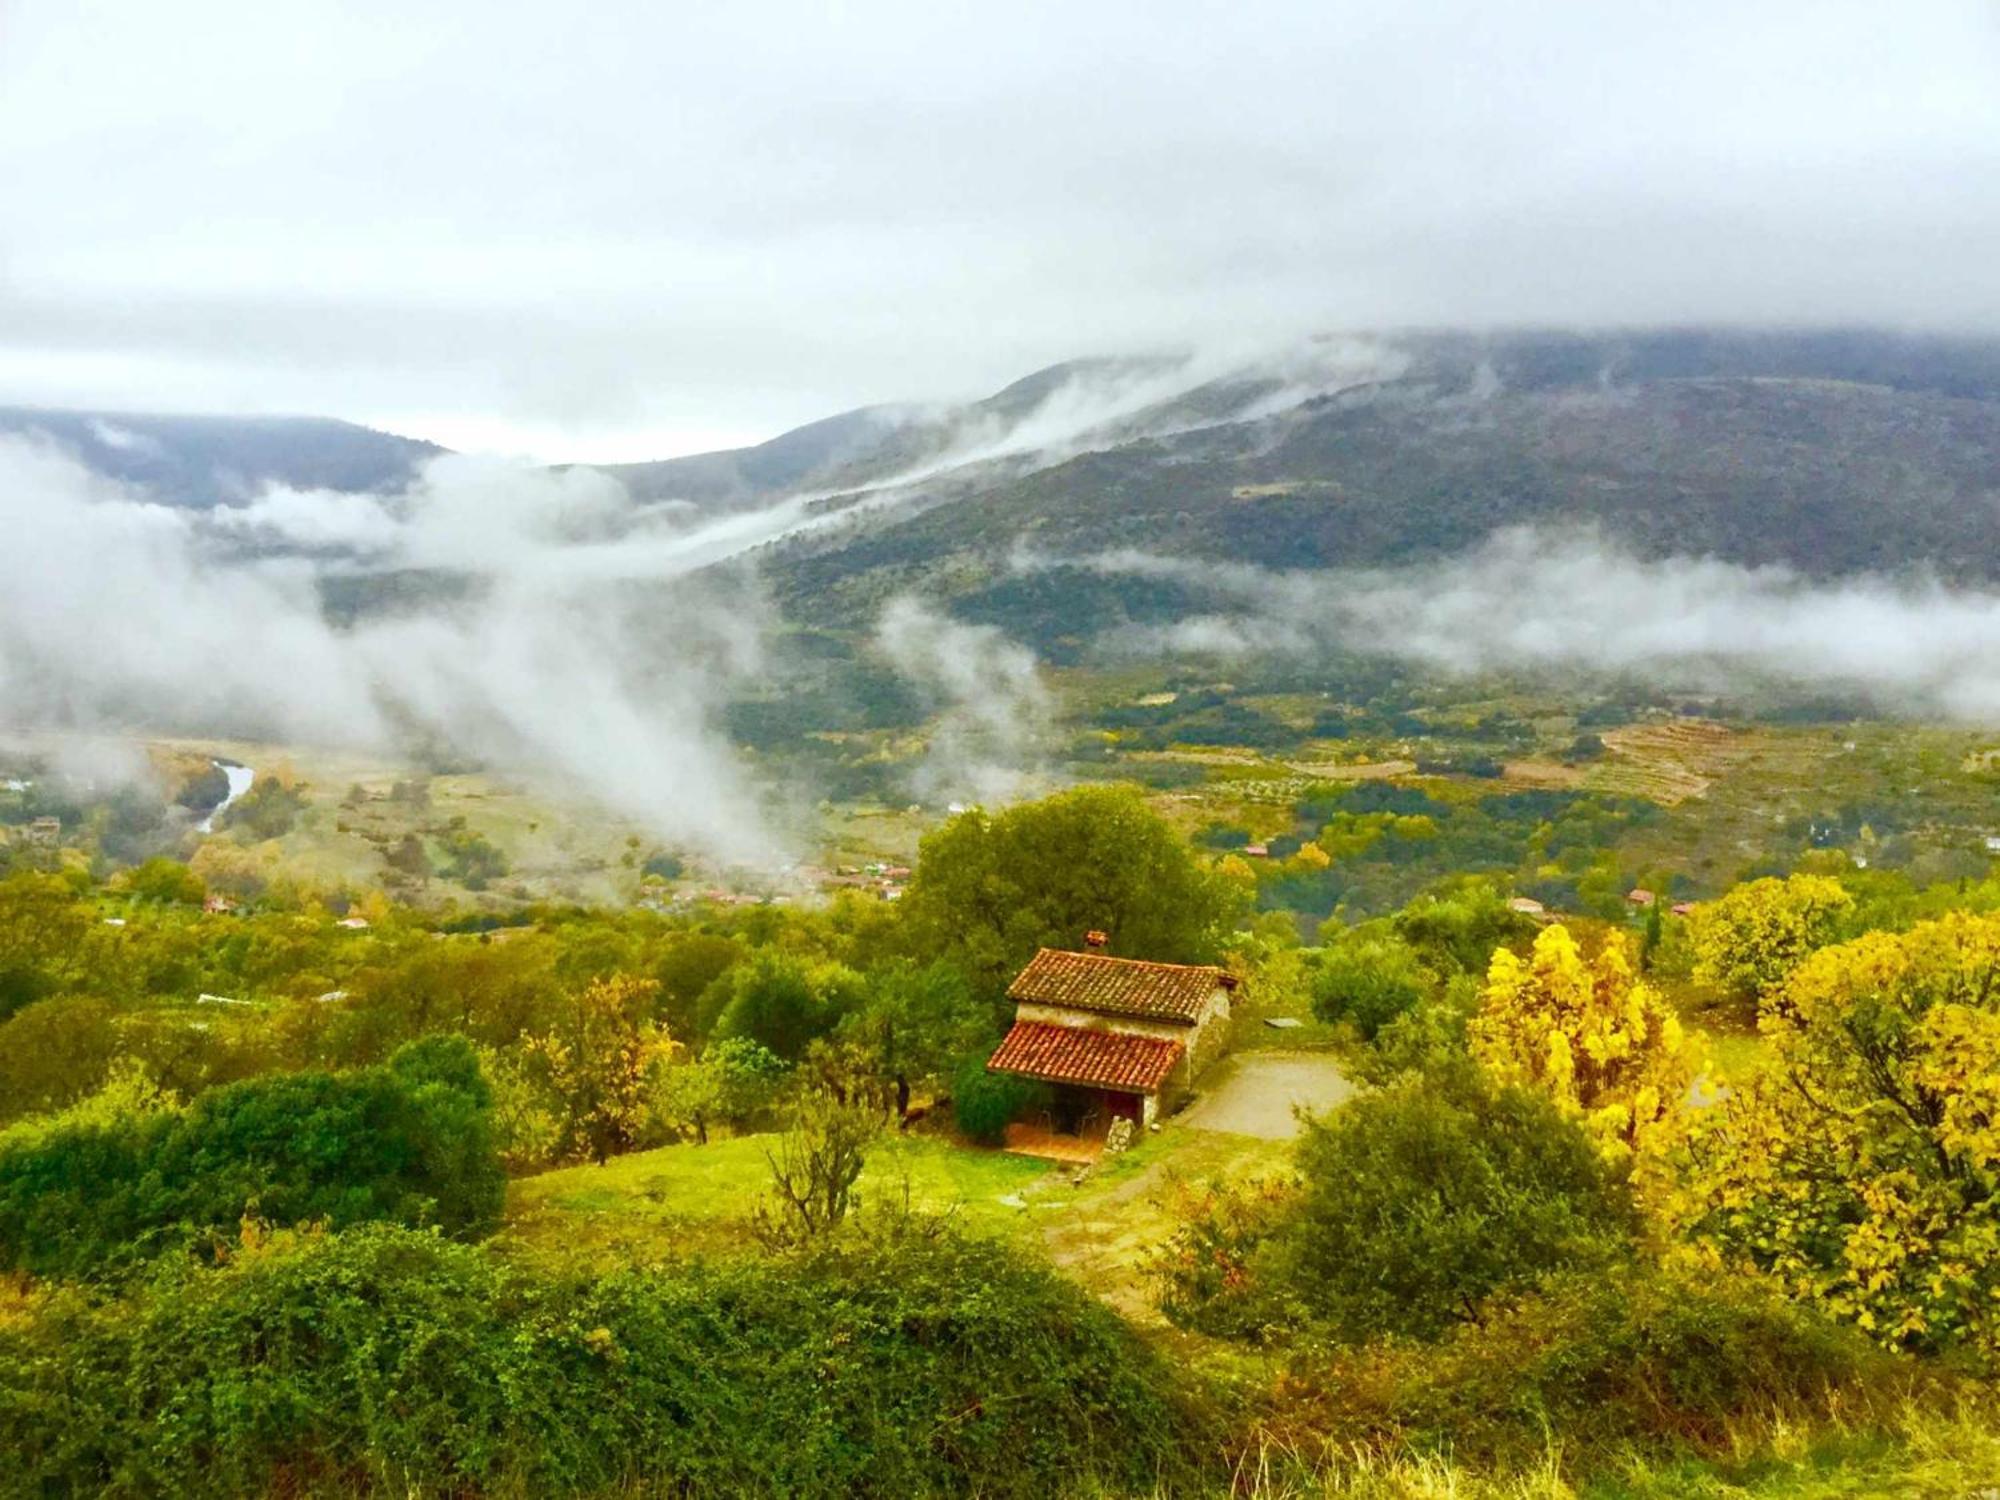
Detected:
left=502, top=1132, right=1058, bottom=1265
left=501, top=1118, right=1296, bottom=1310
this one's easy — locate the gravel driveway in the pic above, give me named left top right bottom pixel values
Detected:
left=1176, top=1051, right=1354, bottom=1139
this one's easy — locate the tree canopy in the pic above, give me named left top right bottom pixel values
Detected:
left=1472, top=923, right=1701, bottom=1191
left=898, top=785, right=1244, bottom=1000
left=1688, top=874, right=1855, bottom=1007
left=1686, top=911, right=2000, bottom=1357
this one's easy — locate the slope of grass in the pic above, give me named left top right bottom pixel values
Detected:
left=501, top=1133, right=1056, bottom=1264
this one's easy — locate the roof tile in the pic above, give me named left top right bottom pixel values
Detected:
left=1006, top=947, right=1229, bottom=1023
left=986, top=1021, right=1183, bottom=1093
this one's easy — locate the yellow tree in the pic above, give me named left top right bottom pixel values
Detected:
left=1687, top=874, right=1853, bottom=1007
left=522, top=974, right=676, bottom=1164
left=1684, top=912, right=2000, bottom=1356
left=1472, top=923, right=1699, bottom=1177
left=1288, top=840, right=1333, bottom=875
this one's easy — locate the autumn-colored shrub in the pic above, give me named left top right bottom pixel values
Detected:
left=1472, top=923, right=1701, bottom=1198
left=1687, top=873, right=1855, bottom=1007
left=1685, top=911, right=2000, bottom=1360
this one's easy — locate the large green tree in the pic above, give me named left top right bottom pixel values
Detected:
left=840, top=960, right=992, bottom=1116
left=898, top=786, right=1244, bottom=1000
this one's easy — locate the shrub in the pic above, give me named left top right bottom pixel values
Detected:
left=1153, top=1177, right=1299, bottom=1340
left=758, top=1087, right=880, bottom=1242
left=1687, top=873, right=1856, bottom=1008
left=1685, top=911, right=2000, bottom=1359
left=217, top=777, right=308, bottom=840
left=1282, top=1067, right=1633, bottom=1342
left=1310, top=936, right=1428, bottom=1039
left=951, top=1054, right=1045, bottom=1145
left=126, top=857, right=206, bottom=906
left=0, top=1224, right=1208, bottom=1498
left=0, top=1036, right=503, bottom=1277
left=711, top=951, right=851, bottom=1061
left=1264, top=1267, right=1913, bottom=1468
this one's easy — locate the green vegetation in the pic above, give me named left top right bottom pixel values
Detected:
left=5, top=754, right=2000, bottom=1495
left=0, top=1034, right=501, bottom=1277
left=900, top=784, right=1245, bottom=999
left=1158, top=1067, right=1632, bottom=1342
left=0, top=1225, right=1202, bottom=1499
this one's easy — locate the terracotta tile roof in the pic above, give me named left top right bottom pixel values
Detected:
left=1006, top=947, right=1230, bottom=1023
left=986, top=1021, right=1183, bottom=1093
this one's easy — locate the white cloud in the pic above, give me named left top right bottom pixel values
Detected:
left=873, top=596, right=1051, bottom=805
left=0, top=437, right=785, bottom=861
left=1073, top=531, right=2000, bottom=723
left=3, top=1, right=1997, bottom=454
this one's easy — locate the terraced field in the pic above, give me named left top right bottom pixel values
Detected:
left=1588, top=718, right=1764, bottom=804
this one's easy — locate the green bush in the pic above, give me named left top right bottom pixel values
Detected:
left=0, top=1224, right=1209, bottom=1498
left=0, top=1036, right=502, bottom=1277
left=711, top=950, right=851, bottom=1061
left=951, top=1054, right=1046, bottom=1144
left=126, top=857, right=206, bottom=906
left=1309, top=936, right=1428, bottom=1038
left=217, top=777, right=308, bottom=840
left=1282, top=1068, right=1633, bottom=1342
left=1165, top=1066, right=1635, bottom=1345
left=1268, top=1267, right=1915, bottom=1467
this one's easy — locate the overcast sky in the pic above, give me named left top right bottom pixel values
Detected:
left=3, top=1, right=1998, bottom=461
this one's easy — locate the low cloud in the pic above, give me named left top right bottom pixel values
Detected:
left=0, top=436, right=784, bottom=862
left=873, top=596, right=1051, bottom=806
left=1072, top=531, right=2000, bottom=721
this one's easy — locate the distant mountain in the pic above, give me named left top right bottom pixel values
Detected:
left=604, top=405, right=930, bottom=508
left=605, top=356, right=1204, bottom=511
left=747, top=328, right=2000, bottom=638
left=0, top=408, right=443, bottom=507
left=16, top=328, right=2000, bottom=649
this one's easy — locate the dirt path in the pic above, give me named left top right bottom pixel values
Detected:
left=1038, top=1137, right=1261, bottom=1323
left=1036, top=1054, right=1352, bottom=1318
left=1176, top=1051, right=1353, bottom=1139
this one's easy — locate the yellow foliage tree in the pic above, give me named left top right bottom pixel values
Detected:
left=1289, top=840, right=1333, bottom=874
left=1687, top=874, right=1853, bottom=1007
left=522, top=974, right=676, bottom=1164
left=1215, top=854, right=1258, bottom=887
left=1472, top=923, right=1699, bottom=1181
left=1684, top=911, right=2000, bottom=1356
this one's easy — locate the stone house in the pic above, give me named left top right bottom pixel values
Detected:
left=985, top=936, right=1237, bottom=1134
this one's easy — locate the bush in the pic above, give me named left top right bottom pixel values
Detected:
left=0, top=1036, right=503, bottom=1277
left=1153, top=1177, right=1299, bottom=1340
left=218, top=778, right=308, bottom=840
left=1266, top=1267, right=1913, bottom=1468
left=951, top=1054, right=1046, bottom=1145
left=711, top=950, right=851, bottom=1061
left=1309, top=936, right=1427, bottom=1038
left=1282, top=1068, right=1632, bottom=1342
left=0, top=1224, right=1208, bottom=1498
left=126, top=857, right=206, bottom=906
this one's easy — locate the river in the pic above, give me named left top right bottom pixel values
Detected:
left=198, top=760, right=255, bottom=833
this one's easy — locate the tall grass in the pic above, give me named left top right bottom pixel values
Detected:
left=1226, top=1397, right=2000, bottom=1498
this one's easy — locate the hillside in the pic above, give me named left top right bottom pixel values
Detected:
left=756, top=328, right=2000, bottom=633
left=0, top=407, right=442, bottom=506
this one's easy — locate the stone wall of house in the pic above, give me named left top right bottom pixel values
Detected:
left=1013, top=984, right=1235, bottom=1099
left=1012, top=1001, right=1191, bottom=1043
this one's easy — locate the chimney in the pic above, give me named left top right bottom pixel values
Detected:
left=1084, top=930, right=1108, bottom=949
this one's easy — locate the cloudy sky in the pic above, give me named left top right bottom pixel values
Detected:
left=3, top=0, right=1998, bottom=461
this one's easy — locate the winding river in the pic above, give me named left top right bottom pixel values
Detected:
left=198, top=760, right=255, bottom=833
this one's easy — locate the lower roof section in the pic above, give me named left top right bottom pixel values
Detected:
left=985, top=1020, right=1183, bottom=1094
